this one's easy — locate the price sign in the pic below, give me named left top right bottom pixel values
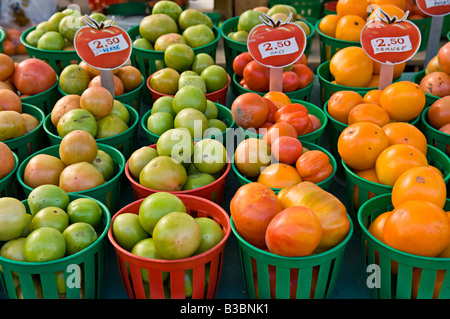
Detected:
left=416, top=0, right=450, bottom=16
left=370, top=35, right=413, bottom=55
left=87, top=33, right=130, bottom=57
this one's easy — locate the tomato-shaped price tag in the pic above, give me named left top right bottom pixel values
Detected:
left=247, top=13, right=306, bottom=91
left=360, top=9, right=421, bottom=89
left=416, top=0, right=450, bottom=16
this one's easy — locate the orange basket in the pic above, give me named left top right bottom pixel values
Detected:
left=125, top=144, right=231, bottom=205
left=107, top=195, right=231, bottom=299
left=147, top=73, right=230, bottom=106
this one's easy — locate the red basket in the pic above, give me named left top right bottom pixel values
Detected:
left=125, top=144, right=231, bottom=205
left=147, top=73, right=230, bottom=106
left=107, top=195, right=231, bottom=299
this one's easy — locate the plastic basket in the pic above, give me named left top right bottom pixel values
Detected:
left=220, top=16, right=316, bottom=75
left=447, top=30, right=450, bottom=41
left=147, top=73, right=230, bottom=106
left=16, top=143, right=125, bottom=213
left=421, top=107, right=450, bottom=156
left=358, top=194, right=450, bottom=299
left=43, top=103, right=139, bottom=159
left=20, top=26, right=81, bottom=74
left=231, top=141, right=337, bottom=194
left=231, top=213, right=353, bottom=299
left=0, top=152, right=19, bottom=198
left=237, top=99, right=327, bottom=145
left=108, top=194, right=231, bottom=299
left=127, top=25, right=221, bottom=104
left=0, top=28, right=5, bottom=53
left=411, top=70, right=440, bottom=108
left=125, top=144, right=231, bottom=205
left=141, top=102, right=235, bottom=145
left=0, top=193, right=111, bottom=299
left=107, top=1, right=148, bottom=15
left=232, top=73, right=315, bottom=103
left=269, top=0, right=323, bottom=21
left=205, top=12, right=221, bottom=27
left=411, top=17, right=432, bottom=52
left=4, top=103, right=46, bottom=163
left=21, top=76, right=60, bottom=115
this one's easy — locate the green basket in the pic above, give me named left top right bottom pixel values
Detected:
left=447, top=30, right=450, bottom=41
left=141, top=102, right=235, bottom=145
left=231, top=212, right=353, bottom=299
left=421, top=107, right=450, bottom=156
left=4, top=103, right=46, bottom=163
left=315, top=17, right=361, bottom=64
left=411, top=70, right=440, bottom=108
left=21, top=76, right=61, bottom=115
left=20, top=26, right=82, bottom=74
left=16, top=143, right=126, bottom=213
left=411, top=17, right=432, bottom=52
left=43, top=103, right=139, bottom=159
left=220, top=16, right=316, bottom=75
left=232, top=141, right=337, bottom=194
left=108, top=1, right=149, bottom=15
left=0, top=27, right=5, bottom=53
left=237, top=99, right=327, bottom=145
left=232, top=73, right=315, bottom=103
left=344, top=144, right=450, bottom=237
left=0, top=152, right=19, bottom=198
left=358, top=194, right=450, bottom=299
left=205, top=12, right=221, bottom=27
left=127, top=24, right=221, bottom=104
left=0, top=193, right=111, bottom=299
left=269, top=0, right=323, bottom=22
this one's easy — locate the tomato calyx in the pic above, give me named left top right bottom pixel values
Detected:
left=82, top=14, right=115, bottom=30
left=259, top=12, right=293, bottom=28
left=373, top=8, right=410, bottom=24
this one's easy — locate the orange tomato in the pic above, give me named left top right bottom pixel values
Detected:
left=327, top=90, right=364, bottom=124
left=0, top=53, right=15, bottom=82
left=381, top=122, right=428, bottom=155
left=329, top=47, right=374, bottom=87
left=263, top=91, right=292, bottom=109
left=262, top=122, right=298, bottom=145
left=257, top=163, right=303, bottom=189
left=295, top=150, right=334, bottom=184
left=271, top=136, right=303, bottom=164
left=379, top=81, right=426, bottom=122
left=335, top=15, right=366, bottom=42
left=368, top=211, right=389, bottom=242
left=353, top=168, right=380, bottom=209
left=438, top=42, right=450, bottom=74
left=338, top=122, right=389, bottom=171
left=318, top=14, right=340, bottom=37
left=369, top=0, right=407, bottom=11
left=336, top=0, right=370, bottom=19
left=392, top=166, right=447, bottom=209
left=373, top=60, right=405, bottom=79
left=365, top=75, right=380, bottom=88
left=2, top=40, right=15, bottom=56
left=383, top=200, right=450, bottom=257
left=363, top=89, right=383, bottom=105
left=347, top=103, right=391, bottom=127
left=375, top=144, right=428, bottom=186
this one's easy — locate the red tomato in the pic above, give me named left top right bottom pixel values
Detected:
left=274, top=103, right=313, bottom=136
left=291, top=63, right=314, bottom=90
left=296, top=53, right=307, bottom=65
left=257, top=121, right=274, bottom=135
left=308, top=114, right=321, bottom=131
left=263, top=97, right=278, bottom=122
left=243, top=60, right=270, bottom=92
left=271, top=135, right=303, bottom=164
left=231, top=92, right=269, bottom=129
left=13, top=58, right=57, bottom=95
left=233, top=52, right=253, bottom=77
left=282, top=71, right=300, bottom=92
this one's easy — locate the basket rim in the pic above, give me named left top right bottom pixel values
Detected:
left=0, top=27, right=5, bottom=43
left=107, top=194, right=231, bottom=264
left=421, top=106, right=450, bottom=141
left=43, top=103, right=139, bottom=143
left=0, top=193, right=111, bottom=267
left=125, top=143, right=232, bottom=196
left=128, top=24, right=221, bottom=55
left=3, top=103, right=46, bottom=146
left=231, top=140, right=337, bottom=192
left=16, top=143, right=126, bottom=195
left=358, top=193, right=450, bottom=264
left=140, top=100, right=235, bottom=142
left=20, top=25, right=79, bottom=56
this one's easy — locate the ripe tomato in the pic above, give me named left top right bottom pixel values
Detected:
left=282, top=71, right=299, bottom=93
left=230, top=182, right=283, bottom=249
left=381, top=122, right=428, bottom=155
left=336, top=0, right=369, bottom=19
left=257, top=163, right=303, bottom=189
left=0, top=89, right=22, bottom=112
left=335, top=15, right=366, bottom=42
left=368, top=211, right=389, bottom=243
left=262, top=122, right=298, bottom=145
left=263, top=91, right=292, bottom=109
left=291, top=63, right=314, bottom=90
left=263, top=98, right=278, bottom=122
left=353, top=168, right=380, bottom=210
left=438, top=42, right=450, bottom=74
left=318, top=14, right=339, bottom=37
left=308, top=114, right=321, bottom=132
left=338, top=122, right=389, bottom=171
left=347, top=103, right=391, bottom=127
left=274, top=103, right=313, bottom=136
left=392, top=166, right=447, bottom=209
left=295, top=150, right=333, bottom=184
left=271, top=136, right=303, bottom=164
left=233, top=52, right=253, bottom=77
left=329, top=47, right=374, bottom=87
left=363, top=89, right=383, bottom=106
left=0, top=53, right=15, bottom=82
left=427, top=96, right=450, bottom=130
left=383, top=200, right=450, bottom=257
left=256, top=121, right=274, bottom=135
left=13, top=58, right=57, bottom=95
left=243, top=60, right=270, bottom=92
left=375, top=144, right=428, bottom=186
left=231, top=92, right=269, bottom=129
left=327, top=91, right=364, bottom=124
left=379, top=81, right=425, bottom=121
left=370, top=0, right=407, bottom=11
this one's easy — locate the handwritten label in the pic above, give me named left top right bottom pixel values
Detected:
left=88, top=33, right=129, bottom=57
left=257, top=37, right=299, bottom=59
left=371, top=35, right=413, bottom=54
left=424, top=0, right=450, bottom=8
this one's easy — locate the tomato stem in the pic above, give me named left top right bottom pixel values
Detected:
left=374, top=8, right=410, bottom=24
left=82, top=14, right=116, bottom=30
left=259, top=12, right=293, bottom=29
